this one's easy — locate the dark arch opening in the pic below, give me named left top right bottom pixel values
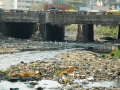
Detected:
left=3, top=22, right=36, bottom=39
left=39, top=24, right=65, bottom=41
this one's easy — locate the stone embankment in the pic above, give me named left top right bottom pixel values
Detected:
left=0, top=49, right=120, bottom=89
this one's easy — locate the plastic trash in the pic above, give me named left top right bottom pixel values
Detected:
left=60, top=66, right=74, bottom=74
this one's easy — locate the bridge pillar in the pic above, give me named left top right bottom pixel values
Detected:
left=77, top=24, right=94, bottom=42
left=39, top=23, right=64, bottom=41
left=88, top=24, right=94, bottom=42
left=118, top=25, right=120, bottom=39
left=2, top=22, right=36, bottom=39
left=77, top=24, right=88, bottom=42
left=0, top=23, right=3, bottom=33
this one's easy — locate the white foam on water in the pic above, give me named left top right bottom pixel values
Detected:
left=0, top=81, right=33, bottom=90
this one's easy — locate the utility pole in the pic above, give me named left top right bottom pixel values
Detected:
left=31, top=0, right=35, bottom=6
left=43, top=0, right=44, bottom=11
left=0, top=0, right=1, bottom=8
left=92, top=0, right=93, bottom=7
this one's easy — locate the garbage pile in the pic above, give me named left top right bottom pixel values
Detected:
left=30, top=31, right=44, bottom=41
left=0, top=50, right=120, bottom=89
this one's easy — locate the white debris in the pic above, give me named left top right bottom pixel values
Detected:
left=35, top=80, right=62, bottom=89
left=80, top=79, right=89, bottom=84
left=87, top=77, right=94, bottom=81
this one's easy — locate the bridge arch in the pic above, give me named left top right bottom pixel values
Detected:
left=2, top=22, right=36, bottom=39
left=39, top=23, right=65, bottom=41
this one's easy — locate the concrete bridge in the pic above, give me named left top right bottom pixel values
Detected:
left=0, top=10, right=120, bottom=41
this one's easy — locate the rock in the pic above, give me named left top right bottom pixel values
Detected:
left=64, top=84, right=82, bottom=89
left=0, top=72, right=4, bottom=77
left=20, top=61, right=24, bottom=64
left=30, top=81, right=38, bottom=85
left=80, top=79, right=89, bottom=84
left=8, top=77, right=19, bottom=82
left=36, top=87, right=43, bottom=90
left=10, top=88, right=19, bottom=90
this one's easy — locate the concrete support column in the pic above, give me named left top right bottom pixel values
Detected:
left=77, top=24, right=94, bottom=42
left=39, top=23, right=65, bottom=41
left=118, top=25, right=120, bottom=39
left=0, top=23, right=3, bottom=33
left=88, top=24, right=94, bottom=42
left=77, top=24, right=88, bottom=42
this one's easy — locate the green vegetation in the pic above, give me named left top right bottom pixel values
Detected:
left=55, top=70, right=59, bottom=75
left=31, top=2, right=44, bottom=10
left=94, top=26, right=118, bottom=36
left=101, top=54, right=105, bottom=59
left=53, top=0, right=66, bottom=4
left=5, top=71, right=9, bottom=76
left=113, top=48, right=120, bottom=60
left=110, top=52, right=115, bottom=57
left=30, top=0, right=89, bottom=11
left=107, top=0, right=116, bottom=5
left=55, top=67, right=60, bottom=75
left=66, top=0, right=85, bottom=10
left=65, top=24, right=78, bottom=31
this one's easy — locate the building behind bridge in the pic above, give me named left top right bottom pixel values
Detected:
left=0, top=0, right=53, bottom=10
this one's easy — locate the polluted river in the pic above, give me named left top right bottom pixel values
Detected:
left=0, top=33, right=120, bottom=89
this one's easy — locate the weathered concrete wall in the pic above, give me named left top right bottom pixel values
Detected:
left=3, top=22, right=36, bottom=39
left=39, top=23, right=65, bottom=41
left=0, top=23, right=3, bottom=33
left=77, top=24, right=94, bottom=42
left=77, top=24, right=88, bottom=42
left=118, top=25, right=120, bottom=39
left=88, top=24, right=94, bottom=42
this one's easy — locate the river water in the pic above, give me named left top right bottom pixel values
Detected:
left=0, top=47, right=120, bottom=90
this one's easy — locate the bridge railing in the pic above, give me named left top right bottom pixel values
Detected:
left=0, top=10, right=44, bottom=18
left=0, top=10, right=120, bottom=24
left=45, top=11, right=120, bottom=24
left=0, top=10, right=46, bottom=23
left=0, top=10, right=118, bottom=16
left=0, top=10, right=119, bottom=15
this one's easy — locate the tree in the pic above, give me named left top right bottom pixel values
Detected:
left=107, top=0, right=116, bottom=6
left=66, top=0, right=85, bottom=10
left=80, top=0, right=89, bottom=4
left=31, top=2, right=44, bottom=11
left=52, top=0, right=66, bottom=4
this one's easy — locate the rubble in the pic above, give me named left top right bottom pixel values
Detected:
left=0, top=49, right=120, bottom=89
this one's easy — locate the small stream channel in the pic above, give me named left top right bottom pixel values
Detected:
left=0, top=45, right=120, bottom=89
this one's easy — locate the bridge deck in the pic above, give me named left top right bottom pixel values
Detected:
left=0, top=10, right=120, bottom=24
